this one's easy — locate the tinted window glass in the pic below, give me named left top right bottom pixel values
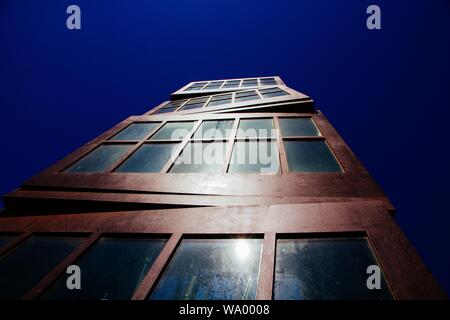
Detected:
left=228, top=141, right=279, bottom=174
left=274, top=238, right=393, bottom=300
left=193, top=120, right=234, bottom=139
left=170, top=142, right=227, bottom=173
left=236, top=119, right=275, bottom=138
left=150, top=122, right=195, bottom=140
left=0, top=236, right=82, bottom=299
left=109, top=123, right=160, bottom=141
left=65, top=144, right=132, bottom=173
left=41, top=237, right=167, bottom=300
left=115, top=143, right=179, bottom=173
left=153, top=107, right=178, bottom=114
left=150, top=238, right=262, bottom=300
left=279, top=118, right=320, bottom=137
left=284, top=141, right=341, bottom=172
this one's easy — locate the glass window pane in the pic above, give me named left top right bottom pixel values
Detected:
left=65, top=144, right=132, bottom=173
left=228, top=141, right=280, bottom=174
left=150, top=122, right=195, bottom=140
left=223, top=80, right=240, bottom=88
left=241, top=79, right=258, bottom=87
left=279, top=118, right=320, bottom=137
left=235, top=94, right=260, bottom=102
left=170, top=142, right=227, bottom=173
left=115, top=143, right=179, bottom=173
left=109, top=123, right=160, bottom=141
left=153, top=107, right=178, bottom=114
left=236, top=119, right=275, bottom=138
left=0, top=235, right=16, bottom=248
left=284, top=140, right=341, bottom=172
left=0, top=236, right=83, bottom=299
left=150, top=238, right=262, bottom=300
left=179, top=98, right=208, bottom=111
left=193, top=120, right=234, bottom=139
left=274, top=238, right=393, bottom=300
left=41, top=237, right=167, bottom=300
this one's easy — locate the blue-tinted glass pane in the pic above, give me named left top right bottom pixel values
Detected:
left=153, top=107, right=178, bottom=114
left=0, top=236, right=82, bottom=299
left=0, top=235, right=16, bottom=248
left=274, top=238, right=393, bottom=300
left=193, top=120, right=234, bottom=139
left=150, top=122, right=195, bottom=140
left=150, top=238, right=262, bottom=300
left=260, top=90, right=289, bottom=98
left=41, top=237, right=167, bottom=300
left=228, top=141, right=279, bottom=174
left=170, top=142, right=227, bottom=173
left=115, top=143, right=179, bottom=173
left=279, top=118, right=320, bottom=137
left=236, top=119, right=275, bottom=138
left=284, top=140, right=341, bottom=172
left=109, top=123, right=160, bottom=141
left=65, top=144, right=132, bottom=173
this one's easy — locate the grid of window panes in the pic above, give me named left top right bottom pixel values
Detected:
left=0, top=233, right=392, bottom=300
left=153, top=87, right=290, bottom=114
left=183, top=77, right=279, bottom=91
left=64, top=116, right=341, bottom=174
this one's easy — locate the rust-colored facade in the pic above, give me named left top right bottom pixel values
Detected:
left=0, top=77, right=445, bottom=300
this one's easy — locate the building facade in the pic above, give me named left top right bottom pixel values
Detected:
left=0, top=77, right=445, bottom=300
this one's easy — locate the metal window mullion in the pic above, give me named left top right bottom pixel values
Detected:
left=222, top=117, right=240, bottom=173
left=107, top=121, right=168, bottom=172
left=159, top=120, right=203, bottom=173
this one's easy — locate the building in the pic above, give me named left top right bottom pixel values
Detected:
left=0, top=76, right=445, bottom=300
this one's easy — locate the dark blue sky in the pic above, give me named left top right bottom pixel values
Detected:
left=1, top=0, right=449, bottom=295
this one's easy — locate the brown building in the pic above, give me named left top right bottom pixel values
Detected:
left=0, top=77, right=445, bottom=300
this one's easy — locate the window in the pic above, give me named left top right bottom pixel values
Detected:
left=284, top=140, right=341, bottom=172
left=228, top=141, right=280, bottom=174
left=259, top=78, right=277, bottom=85
left=236, top=118, right=275, bottom=138
left=274, top=237, right=393, bottom=300
left=41, top=237, right=167, bottom=300
left=241, top=79, right=258, bottom=87
left=279, top=118, right=320, bottom=137
left=193, top=120, right=234, bottom=139
left=0, top=235, right=83, bottom=299
left=154, top=101, right=185, bottom=114
left=109, top=123, right=160, bottom=141
left=179, top=97, right=208, bottom=111
left=115, top=143, right=179, bottom=173
left=235, top=91, right=260, bottom=103
left=203, top=81, right=224, bottom=90
left=223, top=80, right=241, bottom=88
left=150, top=122, right=195, bottom=140
left=65, top=144, right=132, bottom=173
left=169, top=142, right=227, bottom=173
left=185, top=82, right=207, bottom=91
left=259, top=87, right=289, bottom=98
left=206, top=94, right=233, bottom=107
left=150, top=238, right=262, bottom=300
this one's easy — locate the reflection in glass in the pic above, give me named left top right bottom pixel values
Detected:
left=109, top=123, right=160, bottom=141
left=274, top=238, right=393, bottom=300
left=41, top=237, right=167, bottom=300
left=170, top=142, right=227, bottom=173
left=236, top=119, right=275, bottom=138
left=279, top=118, right=320, bottom=137
left=150, top=122, right=195, bottom=140
left=284, top=140, right=341, bottom=172
left=193, top=120, right=234, bottom=139
left=150, top=238, right=262, bottom=300
left=65, top=144, right=132, bottom=173
left=228, top=141, right=279, bottom=174
left=115, top=143, right=179, bottom=173
left=0, top=236, right=82, bottom=299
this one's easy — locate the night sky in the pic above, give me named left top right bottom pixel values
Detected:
left=1, top=1, right=449, bottom=295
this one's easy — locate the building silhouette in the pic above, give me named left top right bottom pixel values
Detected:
left=0, top=77, right=445, bottom=300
